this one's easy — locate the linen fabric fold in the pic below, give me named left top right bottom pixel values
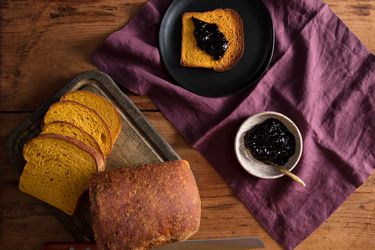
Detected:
left=93, top=0, right=375, bottom=248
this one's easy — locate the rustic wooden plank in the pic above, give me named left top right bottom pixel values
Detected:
left=325, top=0, right=375, bottom=51
left=0, top=0, right=374, bottom=111
left=0, top=0, right=151, bottom=111
left=0, top=113, right=29, bottom=183
left=1, top=0, right=374, bottom=249
left=0, top=183, right=73, bottom=250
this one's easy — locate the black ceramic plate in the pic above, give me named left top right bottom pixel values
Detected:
left=159, top=0, right=275, bottom=97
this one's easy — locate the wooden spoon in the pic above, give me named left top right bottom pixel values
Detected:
left=267, top=162, right=306, bottom=187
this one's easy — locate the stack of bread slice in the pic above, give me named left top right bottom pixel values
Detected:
left=19, top=90, right=121, bottom=215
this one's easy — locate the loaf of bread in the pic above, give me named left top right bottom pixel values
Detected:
left=180, top=8, right=244, bottom=72
left=42, top=121, right=104, bottom=159
left=61, top=91, right=121, bottom=141
left=19, top=134, right=104, bottom=215
left=43, top=101, right=113, bottom=157
left=89, top=160, right=201, bottom=250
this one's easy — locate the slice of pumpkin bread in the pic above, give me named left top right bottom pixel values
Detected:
left=180, top=8, right=244, bottom=72
left=41, top=121, right=105, bottom=162
left=43, top=101, right=112, bottom=157
left=19, top=134, right=104, bottom=215
left=61, top=91, right=121, bottom=141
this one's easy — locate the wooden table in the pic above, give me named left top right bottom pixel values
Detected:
left=1, top=1, right=374, bottom=249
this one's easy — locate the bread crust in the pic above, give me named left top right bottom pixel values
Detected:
left=180, top=12, right=190, bottom=70
left=89, top=160, right=201, bottom=250
left=180, top=8, right=244, bottom=72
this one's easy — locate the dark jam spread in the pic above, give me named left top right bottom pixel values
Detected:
left=192, top=17, right=228, bottom=60
left=244, top=118, right=296, bottom=166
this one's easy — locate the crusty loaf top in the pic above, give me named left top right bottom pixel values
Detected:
left=89, top=160, right=201, bottom=250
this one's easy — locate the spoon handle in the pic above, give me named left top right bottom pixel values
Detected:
left=275, top=165, right=306, bottom=187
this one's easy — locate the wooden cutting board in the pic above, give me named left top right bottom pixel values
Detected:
left=6, top=70, right=180, bottom=241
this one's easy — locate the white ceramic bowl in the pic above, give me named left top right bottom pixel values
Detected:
left=234, top=111, right=303, bottom=179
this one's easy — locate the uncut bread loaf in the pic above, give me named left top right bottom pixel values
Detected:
left=42, top=121, right=105, bottom=162
left=61, top=91, right=121, bottom=141
left=180, top=8, right=244, bottom=72
left=43, top=101, right=113, bottom=157
left=89, top=160, right=201, bottom=250
left=19, top=134, right=104, bottom=215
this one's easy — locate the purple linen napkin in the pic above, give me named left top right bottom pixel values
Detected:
left=93, top=0, right=375, bottom=249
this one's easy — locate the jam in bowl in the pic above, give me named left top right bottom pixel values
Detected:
left=234, top=112, right=303, bottom=179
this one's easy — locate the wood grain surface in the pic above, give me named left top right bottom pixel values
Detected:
left=0, top=0, right=374, bottom=249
